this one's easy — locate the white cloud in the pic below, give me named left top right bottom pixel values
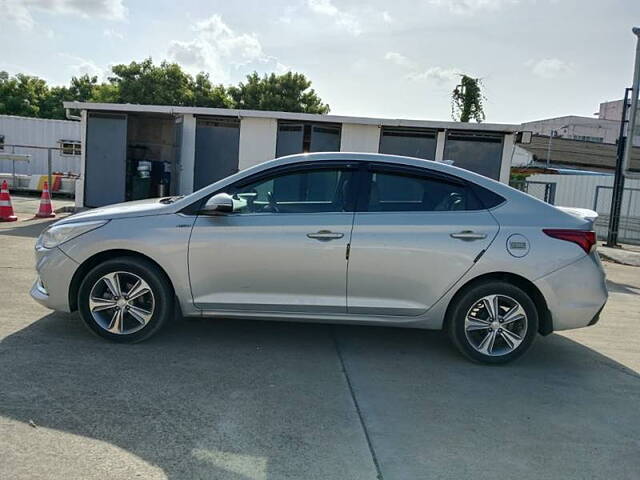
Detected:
left=169, top=41, right=208, bottom=69
left=307, top=0, right=362, bottom=36
left=274, top=61, right=291, bottom=74
left=1, top=0, right=36, bottom=29
left=384, top=51, right=458, bottom=85
left=103, top=28, right=124, bottom=40
left=407, top=66, right=460, bottom=84
left=34, top=0, right=127, bottom=19
left=1, top=0, right=127, bottom=30
left=526, top=58, right=573, bottom=79
left=384, top=52, right=416, bottom=69
left=278, top=5, right=298, bottom=24
left=307, top=0, right=339, bottom=16
left=167, top=15, right=284, bottom=81
left=381, top=11, right=393, bottom=23
left=429, top=0, right=520, bottom=15
left=59, top=54, right=105, bottom=79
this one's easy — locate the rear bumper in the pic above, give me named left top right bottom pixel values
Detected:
left=534, top=253, right=608, bottom=331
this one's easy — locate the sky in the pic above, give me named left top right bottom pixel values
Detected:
left=1, top=0, right=638, bottom=124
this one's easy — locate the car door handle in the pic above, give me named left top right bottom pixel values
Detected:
left=307, top=230, right=344, bottom=241
left=450, top=230, right=487, bottom=241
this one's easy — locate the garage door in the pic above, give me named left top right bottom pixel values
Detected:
left=444, top=132, right=504, bottom=180
left=84, top=113, right=127, bottom=207
left=379, top=127, right=437, bottom=160
left=194, top=117, right=240, bottom=191
left=276, top=122, right=341, bottom=157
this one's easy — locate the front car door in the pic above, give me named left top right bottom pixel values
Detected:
left=347, top=164, right=500, bottom=316
left=188, top=162, right=358, bottom=314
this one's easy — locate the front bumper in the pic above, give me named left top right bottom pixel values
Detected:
left=534, top=252, right=608, bottom=331
left=30, top=246, right=79, bottom=312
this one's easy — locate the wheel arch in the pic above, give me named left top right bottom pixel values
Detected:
left=68, top=249, right=176, bottom=312
left=444, top=272, right=553, bottom=336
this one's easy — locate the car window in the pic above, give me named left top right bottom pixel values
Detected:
left=228, top=168, right=356, bottom=214
left=367, top=170, right=483, bottom=212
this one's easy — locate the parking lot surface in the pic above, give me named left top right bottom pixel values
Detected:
left=1, top=214, right=639, bottom=480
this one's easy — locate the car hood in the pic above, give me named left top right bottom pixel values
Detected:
left=56, top=198, right=174, bottom=225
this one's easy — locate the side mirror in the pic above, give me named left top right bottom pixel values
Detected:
left=202, top=193, right=234, bottom=214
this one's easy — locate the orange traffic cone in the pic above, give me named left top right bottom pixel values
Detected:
left=35, top=181, right=55, bottom=218
left=0, top=180, right=18, bottom=222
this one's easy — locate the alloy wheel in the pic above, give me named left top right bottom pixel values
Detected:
left=464, top=294, right=528, bottom=357
left=88, top=271, right=155, bottom=335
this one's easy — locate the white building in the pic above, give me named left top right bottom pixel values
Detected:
left=597, top=99, right=624, bottom=121
left=0, top=114, right=81, bottom=193
left=522, top=100, right=624, bottom=145
left=63, top=102, right=521, bottom=209
left=522, top=115, right=619, bottom=144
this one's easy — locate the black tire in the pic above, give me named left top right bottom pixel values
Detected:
left=447, top=281, right=538, bottom=364
left=78, top=256, right=174, bottom=343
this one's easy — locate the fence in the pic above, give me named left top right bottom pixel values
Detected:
left=0, top=144, right=80, bottom=196
left=525, top=173, right=640, bottom=245
left=0, top=144, right=81, bottom=177
left=593, top=186, right=640, bottom=244
left=510, top=179, right=557, bottom=204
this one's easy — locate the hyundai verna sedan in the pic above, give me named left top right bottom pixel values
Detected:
left=31, top=152, right=607, bottom=364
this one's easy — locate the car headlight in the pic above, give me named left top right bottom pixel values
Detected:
left=37, top=220, right=109, bottom=249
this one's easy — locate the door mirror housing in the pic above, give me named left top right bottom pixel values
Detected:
left=202, top=193, right=234, bottom=214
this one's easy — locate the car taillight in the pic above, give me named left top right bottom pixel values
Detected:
left=543, top=229, right=596, bottom=254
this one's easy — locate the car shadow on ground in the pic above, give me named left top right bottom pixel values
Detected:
left=0, top=218, right=59, bottom=238
left=1, top=313, right=639, bottom=479
left=606, top=279, right=640, bottom=295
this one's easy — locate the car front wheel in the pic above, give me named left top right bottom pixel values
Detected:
left=78, top=257, right=174, bottom=343
left=447, top=281, right=538, bottom=364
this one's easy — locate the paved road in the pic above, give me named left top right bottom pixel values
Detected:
left=1, top=216, right=639, bottom=480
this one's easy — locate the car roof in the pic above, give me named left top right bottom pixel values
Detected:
left=270, top=151, right=506, bottom=190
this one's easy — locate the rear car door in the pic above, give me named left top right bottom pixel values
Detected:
left=188, top=162, right=358, bottom=314
left=347, top=164, right=500, bottom=316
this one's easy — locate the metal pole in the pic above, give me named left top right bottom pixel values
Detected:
left=605, top=87, right=632, bottom=247
left=47, top=148, right=53, bottom=194
left=11, top=145, right=16, bottom=188
left=546, top=131, right=553, bottom=168
left=622, top=27, right=640, bottom=177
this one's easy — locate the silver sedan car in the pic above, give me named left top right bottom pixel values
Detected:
left=31, top=152, right=607, bottom=364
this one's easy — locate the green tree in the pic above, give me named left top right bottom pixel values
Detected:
left=108, top=59, right=191, bottom=106
left=0, top=59, right=331, bottom=119
left=0, top=72, right=112, bottom=119
left=0, top=72, right=50, bottom=117
left=191, top=73, right=233, bottom=108
left=90, top=82, right=120, bottom=103
left=38, top=85, right=71, bottom=119
left=107, top=59, right=233, bottom=107
left=69, top=75, right=100, bottom=102
left=451, top=75, right=485, bottom=123
left=228, top=72, right=330, bottom=113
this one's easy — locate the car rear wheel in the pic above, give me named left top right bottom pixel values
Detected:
left=447, top=281, right=538, bottom=364
left=78, top=257, right=174, bottom=343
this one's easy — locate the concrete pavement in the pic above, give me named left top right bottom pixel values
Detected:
left=599, top=243, right=640, bottom=267
left=0, top=219, right=638, bottom=480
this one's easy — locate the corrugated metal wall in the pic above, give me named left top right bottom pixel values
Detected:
left=0, top=115, right=81, bottom=175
